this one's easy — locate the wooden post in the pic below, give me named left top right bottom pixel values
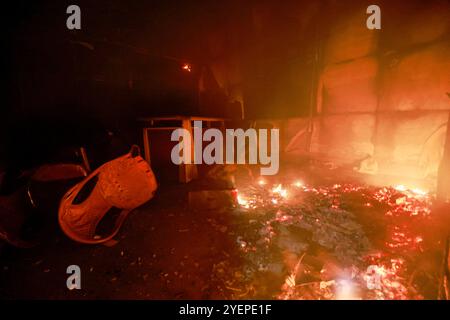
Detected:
left=142, top=128, right=151, bottom=165
left=179, top=119, right=198, bottom=183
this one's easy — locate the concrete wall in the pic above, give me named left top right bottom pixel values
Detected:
left=287, top=0, right=450, bottom=181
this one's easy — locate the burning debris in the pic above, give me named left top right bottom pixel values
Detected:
left=210, top=177, right=437, bottom=300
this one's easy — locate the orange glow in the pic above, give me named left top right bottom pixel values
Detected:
left=258, top=178, right=267, bottom=186
left=293, top=180, right=304, bottom=188
left=394, top=185, right=407, bottom=192
left=394, top=185, right=428, bottom=196
left=336, top=279, right=360, bottom=300
left=181, top=63, right=192, bottom=72
left=237, top=195, right=248, bottom=206
left=272, top=184, right=288, bottom=198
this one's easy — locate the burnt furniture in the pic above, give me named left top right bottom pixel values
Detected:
left=139, top=116, right=227, bottom=183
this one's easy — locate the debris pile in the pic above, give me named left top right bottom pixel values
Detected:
left=211, top=179, right=435, bottom=300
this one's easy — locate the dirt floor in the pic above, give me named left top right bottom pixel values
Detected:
left=0, top=181, right=242, bottom=299
left=1, top=164, right=450, bottom=300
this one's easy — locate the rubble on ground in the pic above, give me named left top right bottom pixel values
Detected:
left=211, top=179, right=435, bottom=300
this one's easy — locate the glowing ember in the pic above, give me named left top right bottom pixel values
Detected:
left=272, top=184, right=288, bottom=198
left=181, top=63, right=192, bottom=72
left=411, top=188, right=427, bottom=196
left=258, top=179, right=267, bottom=186
left=227, top=178, right=434, bottom=300
left=362, top=258, right=409, bottom=300
left=394, top=185, right=428, bottom=198
left=394, top=184, right=407, bottom=192
left=236, top=193, right=250, bottom=208
left=293, top=180, right=304, bottom=188
left=336, top=279, right=360, bottom=300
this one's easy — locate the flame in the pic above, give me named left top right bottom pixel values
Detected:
left=235, top=190, right=250, bottom=208
left=293, top=180, right=304, bottom=188
left=394, top=185, right=407, bottom=192
left=336, top=279, right=360, bottom=300
left=233, top=179, right=432, bottom=299
left=272, top=184, right=288, bottom=198
left=181, top=63, right=192, bottom=72
left=258, top=179, right=267, bottom=186
left=363, top=259, right=408, bottom=299
left=411, top=188, right=427, bottom=196
left=237, top=194, right=249, bottom=208
left=394, top=185, right=428, bottom=196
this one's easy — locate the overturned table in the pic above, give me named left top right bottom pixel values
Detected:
left=139, top=116, right=227, bottom=183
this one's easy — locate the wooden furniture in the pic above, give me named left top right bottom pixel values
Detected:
left=139, top=116, right=227, bottom=183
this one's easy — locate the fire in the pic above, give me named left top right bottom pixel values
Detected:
left=231, top=178, right=433, bottom=300
left=237, top=194, right=249, bottom=208
left=411, top=188, right=427, bottom=196
left=362, top=259, right=409, bottom=299
left=394, top=185, right=428, bottom=197
left=293, top=180, right=304, bottom=188
left=394, top=185, right=407, bottom=192
left=258, top=178, right=267, bottom=186
left=272, top=184, right=288, bottom=198
left=181, top=63, right=192, bottom=72
left=336, top=279, right=360, bottom=300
